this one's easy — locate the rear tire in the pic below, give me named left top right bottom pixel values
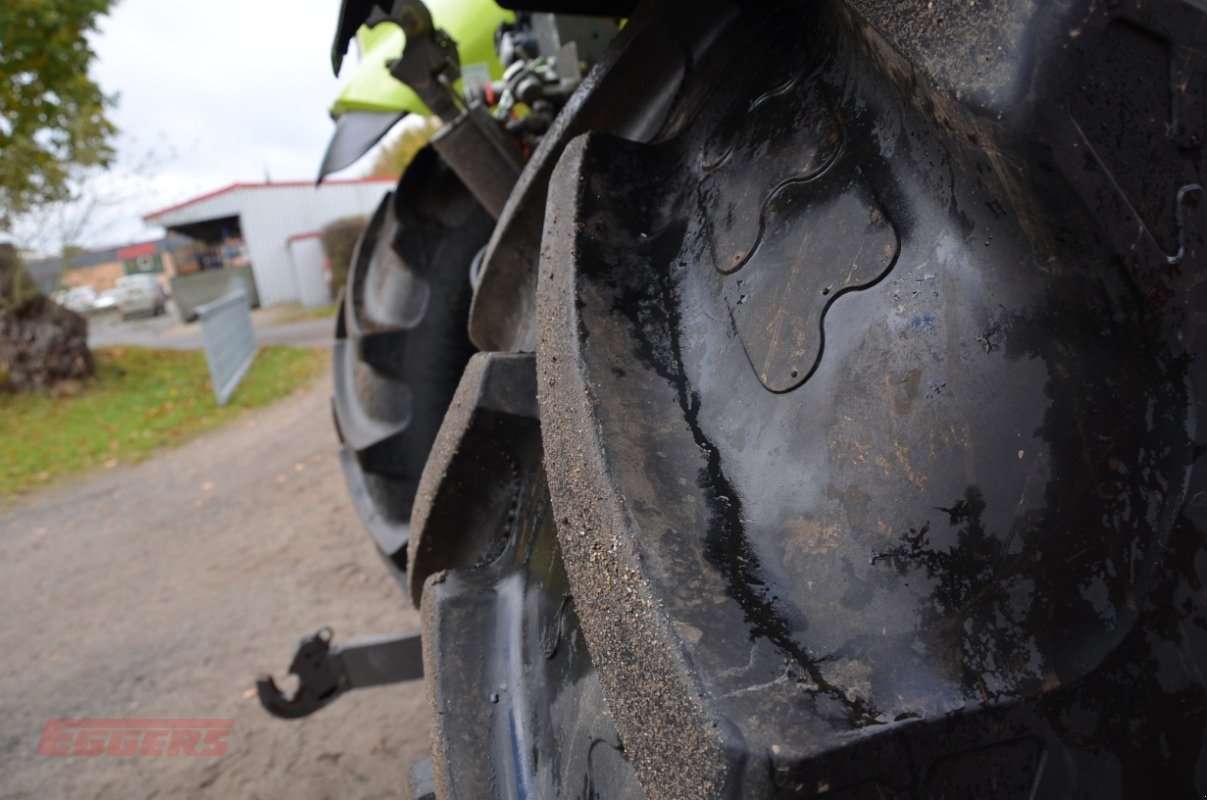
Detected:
left=416, top=1, right=1207, bottom=798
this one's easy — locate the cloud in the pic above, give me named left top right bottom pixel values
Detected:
left=80, top=0, right=355, bottom=247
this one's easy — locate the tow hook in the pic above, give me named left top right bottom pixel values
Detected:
left=256, top=627, right=424, bottom=719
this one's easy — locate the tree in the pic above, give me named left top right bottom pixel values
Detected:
left=0, top=0, right=118, bottom=231
left=0, top=1, right=114, bottom=392
left=10, top=139, right=176, bottom=260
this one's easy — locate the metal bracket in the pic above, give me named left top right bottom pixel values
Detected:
left=430, top=103, right=524, bottom=218
left=256, top=627, right=424, bottom=719
left=376, top=0, right=523, bottom=217
left=384, top=0, right=463, bottom=122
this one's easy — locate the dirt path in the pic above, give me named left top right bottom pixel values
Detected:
left=0, top=371, right=428, bottom=799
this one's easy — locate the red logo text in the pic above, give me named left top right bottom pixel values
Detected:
left=38, top=719, right=233, bottom=757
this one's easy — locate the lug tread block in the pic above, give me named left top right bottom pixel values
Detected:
left=393, top=147, right=484, bottom=232
left=358, top=255, right=431, bottom=343
left=341, top=191, right=392, bottom=343
left=408, top=352, right=540, bottom=607
left=421, top=563, right=509, bottom=800
left=537, top=1, right=1202, bottom=797
left=354, top=433, right=423, bottom=483
left=420, top=473, right=645, bottom=800
left=466, top=0, right=742, bottom=353
left=331, top=147, right=493, bottom=558
left=337, top=444, right=411, bottom=569
left=540, top=131, right=734, bottom=800
left=357, top=327, right=413, bottom=375
left=332, top=338, right=412, bottom=453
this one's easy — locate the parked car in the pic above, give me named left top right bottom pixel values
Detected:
left=92, top=289, right=119, bottom=313
left=59, top=286, right=97, bottom=315
left=114, top=274, right=166, bottom=319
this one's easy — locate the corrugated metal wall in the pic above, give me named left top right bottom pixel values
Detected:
left=147, top=180, right=392, bottom=306
left=238, top=182, right=390, bottom=306
left=288, top=236, right=332, bottom=308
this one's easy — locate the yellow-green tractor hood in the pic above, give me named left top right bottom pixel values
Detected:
left=319, top=0, right=513, bottom=181
left=330, top=0, right=512, bottom=119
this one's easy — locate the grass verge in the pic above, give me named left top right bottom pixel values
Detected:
left=268, top=302, right=338, bottom=324
left=0, top=346, right=327, bottom=502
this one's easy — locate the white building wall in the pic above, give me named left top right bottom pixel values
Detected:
left=237, top=182, right=391, bottom=306
left=146, top=179, right=392, bottom=306
left=288, top=236, right=332, bottom=307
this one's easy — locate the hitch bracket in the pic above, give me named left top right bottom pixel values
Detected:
left=256, top=627, right=424, bottom=719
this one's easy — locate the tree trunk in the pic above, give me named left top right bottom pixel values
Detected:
left=0, top=243, right=94, bottom=392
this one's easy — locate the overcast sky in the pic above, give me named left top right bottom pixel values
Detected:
left=75, top=0, right=361, bottom=248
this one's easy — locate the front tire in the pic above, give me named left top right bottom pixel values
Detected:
left=332, top=148, right=494, bottom=572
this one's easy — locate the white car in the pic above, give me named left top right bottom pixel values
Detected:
left=59, top=286, right=97, bottom=315
left=115, top=274, right=167, bottom=319
left=93, top=289, right=119, bottom=313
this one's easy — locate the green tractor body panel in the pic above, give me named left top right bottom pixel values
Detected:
left=330, top=0, right=514, bottom=118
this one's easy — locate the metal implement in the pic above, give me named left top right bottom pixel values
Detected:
left=196, top=286, right=256, bottom=406
left=256, top=627, right=424, bottom=719
left=429, top=103, right=523, bottom=218
left=384, top=0, right=464, bottom=122
left=380, top=0, right=523, bottom=217
left=317, top=109, right=405, bottom=182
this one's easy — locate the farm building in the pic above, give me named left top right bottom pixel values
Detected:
left=142, top=178, right=393, bottom=307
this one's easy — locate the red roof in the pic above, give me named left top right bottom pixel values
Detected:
left=116, top=242, right=157, bottom=259
left=142, top=177, right=396, bottom=222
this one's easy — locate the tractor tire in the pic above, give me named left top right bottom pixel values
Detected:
left=406, top=352, right=647, bottom=799
left=402, top=0, right=1207, bottom=798
left=333, top=147, right=494, bottom=573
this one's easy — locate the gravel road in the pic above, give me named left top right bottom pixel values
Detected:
left=0, top=370, right=429, bottom=799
